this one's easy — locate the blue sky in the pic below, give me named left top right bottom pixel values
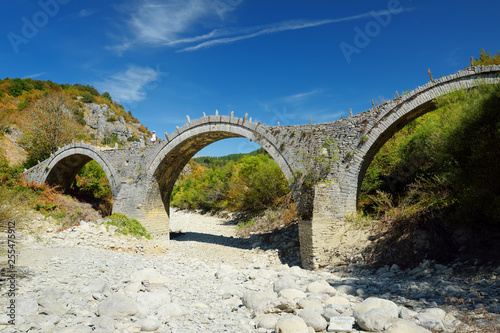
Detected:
left=1, top=0, right=499, bottom=156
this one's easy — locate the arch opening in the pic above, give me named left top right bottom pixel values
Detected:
left=147, top=134, right=300, bottom=265
left=44, top=152, right=116, bottom=217
left=144, top=121, right=297, bottom=222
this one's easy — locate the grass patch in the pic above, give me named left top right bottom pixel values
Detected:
left=104, top=213, right=151, bottom=239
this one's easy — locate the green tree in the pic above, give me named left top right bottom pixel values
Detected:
left=20, top=94, right=79, bottom=168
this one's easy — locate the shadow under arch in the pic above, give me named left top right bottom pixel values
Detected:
left=143, top=116, right=299, bottom=221
left=42, top=144, right=119, bottom=198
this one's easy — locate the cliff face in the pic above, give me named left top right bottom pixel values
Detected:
left=85, top=103, right=137, bottom=143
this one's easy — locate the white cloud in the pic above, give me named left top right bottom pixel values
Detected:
left=111, top=2, right=414, bottom=53
left=128, top=0, right=212, bottom=45
left=94, top=65, right=166, bottom=104
left=23, top=72, right=47, bottom=79
left=280, top=89, right=325, bottom=104
left=79, top=9, right=96, bottom=17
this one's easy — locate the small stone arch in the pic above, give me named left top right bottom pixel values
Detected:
left=41, top=143, right=119, bottom=197
left=349, top=66, right=500, bottom=212
left=142, top=115, right=298, bottom=220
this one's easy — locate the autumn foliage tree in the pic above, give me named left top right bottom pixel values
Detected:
left=20, top=93, right=79, bottom=168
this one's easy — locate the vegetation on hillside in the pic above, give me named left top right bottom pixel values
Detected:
left=0, top=77, right=149, bottom=154
left=473, top=48, right=500, bottom=66
left=193, top=148, right=267, bottom=167
left=358, top=82, right=500, bottom=266
left=172, top=152, right=290, bottom=212
left=0, top=78, right=150, bottom=235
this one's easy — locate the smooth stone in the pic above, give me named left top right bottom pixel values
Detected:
left=274, top=278, right=298, bottom=293
left=16, top=298, right=39, bottom=316
left=298, top=310, right=328, bottom=331
left=258, top=314, right=278, bottom=329
left=140, top=317, right=160, bottom=331
left=387, top=319, right=432, bottom=333
left=353, top=297, right=398, bottom=331
left=130, top=268, right=170, bottom=284
left=93, top=315, right=116, bottom=330
left=335, top=285, right=357, bottom=296
left=297, top=298, right=323, bottom=312
left=327, top=316, right=355, bottom=332
left=306, top=281, right=336, bottom=295
left=97, top=293, right=138, bottom=319
left=37, top=296, right=68, bottom=316
left=275, top=315, right=309, bottom=333
left=157, top=303, right=187, bottom=318
left=242, top=291, right=276, bottom=310
left=279, top=288, right=307, bottom=300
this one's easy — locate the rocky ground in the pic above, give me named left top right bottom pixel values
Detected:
left=0, top=210, right=499, bottom=332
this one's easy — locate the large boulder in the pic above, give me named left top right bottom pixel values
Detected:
left=353, top=297, right=398, bottom=331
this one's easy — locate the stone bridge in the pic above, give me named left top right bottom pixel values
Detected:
left=24, top=65, right=500, bottom=269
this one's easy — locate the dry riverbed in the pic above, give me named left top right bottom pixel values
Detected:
left=0, top=209, right=498, bottom=332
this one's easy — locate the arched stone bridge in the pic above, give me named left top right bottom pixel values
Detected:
left=24, top=65, right=500, bottom=269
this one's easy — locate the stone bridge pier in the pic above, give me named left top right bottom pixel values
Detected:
left=24, top=66, right=500, bottom=269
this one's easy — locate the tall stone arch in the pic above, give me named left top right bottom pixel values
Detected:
left=39, top=143, right=119, bottom=197
left=139, top=115, right=299, bottom=229
left=347, top=66, right=500, bottom=215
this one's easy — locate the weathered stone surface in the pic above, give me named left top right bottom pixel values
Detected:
left=16, top=298, right=39, bottom=316
left=130, top=267, right=169, bottom=284
left=274, top=277, right=298, bottom=293
left=242, top=291, right=276, bottom=310
left=157, top=303, right=187, bottom=318
left=327, top=316, right=355, bottom=332
left=387, top=319, right=432, bottom=333
left=97, top=293, right=138, bottom=318
left=37, top=296, right=68, bottom=316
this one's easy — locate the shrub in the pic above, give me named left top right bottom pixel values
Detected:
left=81, top=92, right=96, bottom=104
left=105, top=213, right=151, bottom=239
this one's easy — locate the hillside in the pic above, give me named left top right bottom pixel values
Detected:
left=0, top=78, right=152, bottom=166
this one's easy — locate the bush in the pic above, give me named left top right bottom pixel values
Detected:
left=105, top=213, right=151, bottom=239
left=81, top=92, right=96, bottom=104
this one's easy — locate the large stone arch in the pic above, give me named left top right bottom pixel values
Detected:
left=141, top=115, right=298, bottom=221
left=41, top=143, right=119, bottom=197
left=348, top=66, right=500, bottom=213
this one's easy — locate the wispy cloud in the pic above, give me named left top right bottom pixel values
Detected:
left=179, top=13, right=377, bottom=52
left=280, top=89, right=326, bottom=104
left=79, top=9, right=96, bottom=17
left=111, top=2, right=414, bottom=53
left=23, top=72, right=47, bottom=79
left=94, top=65, right=166, bottom=104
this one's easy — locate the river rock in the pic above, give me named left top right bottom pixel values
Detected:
left=298, top=310, right=328, bottom=331
left=37, top=296, right=68, bottom=316
left=275, top=315, right=309, bottom=333
left=387, top=319, right=432, bottom=333
left=97, top=293, right=138, bottom=318
left=353, top=297, right=398, bottom=331
left=306, top=280, right=336, bottom=296
left=242, top=291, right=276, bottom=310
